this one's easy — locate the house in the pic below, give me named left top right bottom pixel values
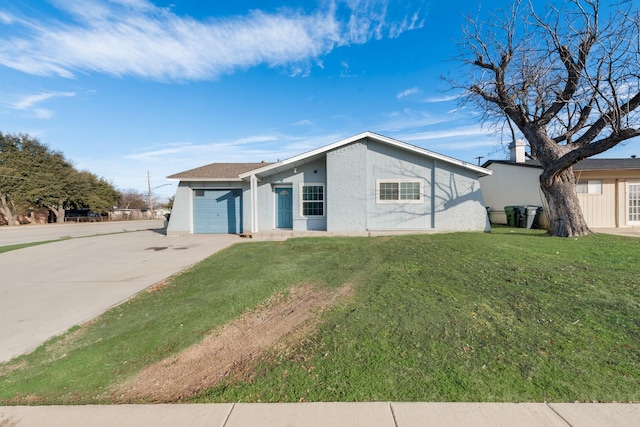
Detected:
left=166, top=131, right=492, bottom=235
left=481, top=140, right=640, bottom=228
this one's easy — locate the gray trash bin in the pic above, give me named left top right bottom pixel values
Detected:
left=524, top=206, right=539, bottom=229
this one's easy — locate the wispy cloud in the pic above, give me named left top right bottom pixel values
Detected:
left=422, top=93, right=460, bottom=103
left=394, top=125, right=497, bottom=153
left=10, top=91, right=76, bottom=119
left=0, top=0, right=425, bottom=81
left=400, top=125, right=493, bottom=142
left=13, top=91, right=76, bottom=110
left=397, top=87, right=421, bottom=100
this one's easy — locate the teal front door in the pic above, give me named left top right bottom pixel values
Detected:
left=276, top=187, right=293, bottom=229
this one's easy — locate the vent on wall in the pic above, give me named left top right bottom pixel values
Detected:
left=195, top=190, right=205, bottom=197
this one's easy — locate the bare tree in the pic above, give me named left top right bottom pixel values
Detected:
left=451, top=0, right=640, bottom=237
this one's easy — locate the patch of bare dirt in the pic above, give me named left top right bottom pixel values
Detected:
left=114, top=284, right=352, bottom=402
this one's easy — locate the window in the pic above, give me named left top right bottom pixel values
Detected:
left=194, top=190, right=205, bottom=197
left=377, top=180, right=421, bottom=203
left=301, top=184, right=324, bottom=216
left=576, top=180, right=602, bottom=194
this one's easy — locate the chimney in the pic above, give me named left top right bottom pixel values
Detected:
left=509, top=139, right=526, bottom=163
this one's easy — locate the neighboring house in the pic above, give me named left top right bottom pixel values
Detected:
left=167, top=131, right=492, bottom=235
left=481, top=140, right=640, bottom=228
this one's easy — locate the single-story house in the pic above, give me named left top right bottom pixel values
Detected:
left=166, top=131, right=492, bottom=235
left=481, top=139, right=640, bottom=228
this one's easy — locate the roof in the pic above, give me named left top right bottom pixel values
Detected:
left=574, top=158, right=640, bottom=171
left=482, top=157, right=640, bottom=171
left=237, top=131, right=492, bottom=179
left=167, top=162, right=271, bottom=181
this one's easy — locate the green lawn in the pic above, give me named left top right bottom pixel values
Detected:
left=0, top=240, right=58, bottom=254
left=1, top=228, right=638, bottom=404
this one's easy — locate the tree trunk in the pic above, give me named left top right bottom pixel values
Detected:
left=0, top=194, right=16, bottom=226
left=47, top=205, right=67, bottom=224
left=56, top=206, right=65, bottom=224
left=539, top=167, right=590, bottom=237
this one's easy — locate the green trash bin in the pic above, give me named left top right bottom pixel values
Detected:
left=504, top=206, right=517, bottom=227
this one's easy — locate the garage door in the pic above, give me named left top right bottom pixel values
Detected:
left=193, top=189, right=243, bottom=234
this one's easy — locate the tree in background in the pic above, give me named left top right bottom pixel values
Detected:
left=0, top=133, right=29, bottom=226
left=451, top=0, right=640, bottom=237
left=118, top=189, right=148, bottom=210
left=0, top=132, right=120, bottom=225
left=76, top=171, right=121, bottom=215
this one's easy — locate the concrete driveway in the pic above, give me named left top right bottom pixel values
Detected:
left=0, top=224, right=242, bottom=362
left=0, top=220, right=166, bottom=246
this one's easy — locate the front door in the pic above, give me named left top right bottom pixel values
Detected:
left=276, top=187, right=293, bottom=229
left=628, top=183, right=640, bottom=225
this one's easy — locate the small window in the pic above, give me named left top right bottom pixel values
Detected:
left=301, top=184, right=324, bottom=216
left=377, top=180, right=422, bottom=203
left=576, top=180, right=602, bottom=194
left=194, top=190, right=205, bottom=197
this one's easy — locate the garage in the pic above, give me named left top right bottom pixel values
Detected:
left=193, top=189, right=243, bottom=234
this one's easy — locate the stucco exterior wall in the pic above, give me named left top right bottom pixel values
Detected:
left=251, top=159, right=327, bottom=232
left=327, top=138, right=488, bottom=232
left=433, top=163, right=490, bottom=231
left=479, top=163, right=544, bottom=224
left=326, top=142, right=368, bottom=231
left=365, top=139, right=433, bottom=231
left=166, top=181, right=192, bottom=234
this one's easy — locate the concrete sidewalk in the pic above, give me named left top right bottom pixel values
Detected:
left=1, top=402, right=638, bottom=426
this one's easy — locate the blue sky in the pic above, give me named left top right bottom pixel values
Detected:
left=0, top=0, right=637, bottom=202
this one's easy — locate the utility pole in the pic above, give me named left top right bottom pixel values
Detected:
left=147, top=170, right=154, bottom=220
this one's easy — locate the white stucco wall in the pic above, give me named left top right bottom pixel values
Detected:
left=479, top=163, right=543, bottom=224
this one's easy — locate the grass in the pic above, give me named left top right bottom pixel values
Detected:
left=0, top=240, right=58, bottom=254
left=1, top=228, right=638, bottom=404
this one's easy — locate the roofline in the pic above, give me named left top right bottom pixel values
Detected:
left=482, top=160, right=543, bottom=169
left=166, top=177, right=243, bottom=182
left=239, top=131, right=492, bottom=178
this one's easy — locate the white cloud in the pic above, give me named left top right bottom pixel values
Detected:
left=397, top=87, right=421, bottom=100
left=13, top=91, right=76, bottom=110
left=10, top=91, right=76, bottom=119
left=400, top=125, right=492, bottom=142
left=422, top=94, right=460, bottom=103
left=0, top=0, right=425, bottom=81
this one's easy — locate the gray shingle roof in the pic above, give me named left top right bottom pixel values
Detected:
left=483, top=158, right=640, bottom=171
left=167, top=162, right=271, bottom=180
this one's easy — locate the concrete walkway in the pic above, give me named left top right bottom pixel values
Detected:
left=1, top=402, right=638, bottom=426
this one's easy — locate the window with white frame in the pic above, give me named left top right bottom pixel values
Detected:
left=576, top=180, right=602, bottom=194
left=377, top=180, right=421, bottom=203
left=301, top=184, right=324, bottom=216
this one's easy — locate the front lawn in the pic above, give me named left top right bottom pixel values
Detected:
left=1, top=228, right=638, bottom=403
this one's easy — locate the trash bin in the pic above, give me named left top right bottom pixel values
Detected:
left=514, top=206, right=526, bottom=228
left=504, top=206, right=517, bottom=227
left=523, top=206, right=539, bottom=229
